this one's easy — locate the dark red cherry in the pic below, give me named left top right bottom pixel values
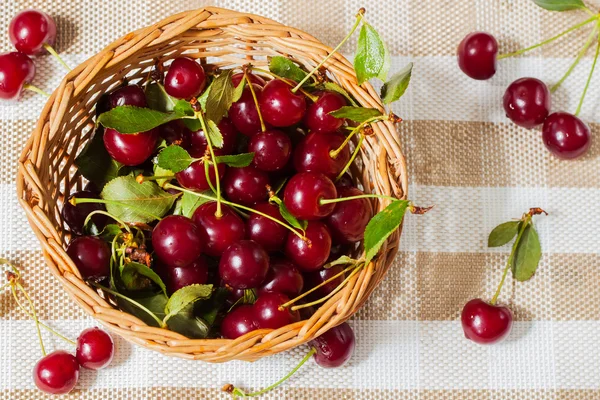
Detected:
left=76, top=327, right=114, bottom=370
left=254, top=292, right=299, bottom=329
left=461, top=298, right=513, bottom=344
left=103, top=127, right=158, bottom=166
left=182, top=117, right=238, bottom=157
left=164, top=57, right=206, bottom=99
left=248, top=129, right=292, bottom=171
left=109, top=85, right=147, bottom=109
left=62, top=191, right=107, bottom=236
left=164, top=257, right=209, bottom=294
left=221, top=305, right=258, bottom=339
left=258, top=258, right=304, bottom=298
left=457, top=32, right=498, bottom=80
left=229, top=83, right=264, bottom=136
left=325, top=186, right=372, bottom=244
left=304, top=91, right=347, bottom=134
left=0, top=52, right=36, bottom=100
left=192, top=202, right=246, bottom=257
left=159, top=120, right=188, bottom=144
left=304, top=265, right=344, bottom=299
left=260, top=79, right=307, bottom=127
left=176, top=160, right=226, bottom=191
left=223, top=166, right=270, bottom=205
left=152, top=215, right=205, bottom=268
left=246, top=202, right=288, bottom=252
left=33, top=351, right=80, bottom=394
left=9, top=10, right=56, bottom=55
left=542, top=112, right=591, bottom=159
left=293, top=131, right=350, bottom=179
left=310, top=322, right=355, bottom=368
left=283, top=172, right=337, bottom=220
left=219, top=240, right=269, bottom=289
left=232, top=72, right=266, bottom=87
left=503, top=78, right=551, bottom=129
left=66, top=236, right=110, bottom=279
left=285, top=221, right=332, bottom=272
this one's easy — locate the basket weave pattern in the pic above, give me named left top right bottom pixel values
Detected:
left=16, top=7, right=407, bottom=362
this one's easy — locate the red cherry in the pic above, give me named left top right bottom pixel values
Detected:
left=542, top=112, right=591, bottom=159
left=159, top=120, right=188, bottom=144
left=258, top=258, right=304, bottom=298
left=109, top=85, right=147, bottom=109
left=285, top=221, right=332, bottom=272
left=325, top=186, right=372, bottom=244
left=310, top=322, right=355, bottom=368
left=303, top=265, right=344, bottom=299
left=176, top=160, right=226, bottom=191
left=221, top=305, right=258, bottom=339
left=0, top=52, right=36, bottom=100
left=9, top=10, right=57, bottom=55
left=223, top=166, right=270, bottom=205
left=248, top=129, right=292, bottom=172
left=182, top=117, right=238, bottom=157
left=61, top=190, right=107, bottom=236
left=192, top=202, right=246, bottom=257
left=229, top=83, right=264, bottom=136
left=152, top=215, right=205, bottom=268
left=457, top=32, right=498, bottom=80
left=76, top=327, right=114, bottom=370
left=103, top=128, right=159, bottom=166
left=283, top=172, right=337, bottom=220
left=503, top=78, right=551, bottom=129
left=461, top=298, right=513, bottom=344
left=259, top=79, right=307, bottom=127
left=303, top=91, right=347, bottom=134
left=232, top=72, right=266, bottom=87
left=254, top=292, right=299, bottom=329
left=161, top=257, right=209, bottom=294
left=246, top=202, right=288, bottom=252
left=66, top=236, right=110, bottom=279
left=164, top=57, right=206, bottom=99
left=293, top=131, right=350, bottom=179
left=33, top=351, right=80, bottom=394
left=219, top=240, right=269, bottom=289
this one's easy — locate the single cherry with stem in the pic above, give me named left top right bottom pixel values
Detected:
left=457, top=32, right=498, bottom=80
left=219, top=240, right=270, bottom=289
left=246, top=202, right=289, bottom=252
left=229, top=83, right=265, bottom=136
left=303, top=91, right=347, bottom=134
left=192, top=202, right=246, bottom=257
left=0, top=52, right=44, bottom=100
left=285, top=221, right=332, bottom=272
left=33, top=351, right=80, bottom=395
left=103, top=128, right=159, bottom=166
left=254, top=292, right=299, bottom=329
left=164, top=57, right=206, bottom=99
left=152, top=215, right=205, bottom=268
left=259, top=79, right=307, bottom=127
left=66, top=236, right=111, bottom=279
left=542, top=112, right=591, bottom=159
left=223, top=166, right=271, bottom=205
left=503, top=77, right=551, bottom=129
left=76, top=327, right=114, bottom=370
left=294, top=131, right=351, bottom=179
left=109, top=85, right=148, bottom=109
left=283, top=172, right=337, bottom=220
left=248, top=129, right=292, bottom=172
left=325, top=186, right=373, bottom=244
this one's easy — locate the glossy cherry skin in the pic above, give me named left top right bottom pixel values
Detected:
left=0, top=52, right=36, bottom=100
left=304, top=91, right=347, bottom=134
left=192, top=202, right=246, bottom=257
left=223, top=166, right=270, bottom=205
left=230, top=83, right=264, bottom=136
left=176, top=160, right=227, bottom=191
left=76, top=327, right=114, bottom=370
left=260, top=79, right=307, bottom=127
left=219, top=240, right=269, bottom=289
left=461, top=298, right=513, bottom=344
left=33, top=350, right=80, bottom=394
left=164, top=257, right=209, bottom=294
left=254, top=292, right=300, bottom=329
left=221, top=305, right=258, bottom=339
left=164, top=57, right=206, bottom=99
left=9, top=10, right=56, bottom=55
left=283, top=172, right=337, bottom=220
left=152, top=215, right=205, bottom=268
left=232, top=72, right=266, bottom=87
left=159, top=120, right=188, bottom=144
left=285, top=221, right=332, bottom=272
left=325, top=186, right=372, bottom=244
left=310, top=322, right=355, bottom=368
left=304, top=265, right=344, bottom=299
left=542, top=112, right=591, bottom=159
left=457, top=32, right=498, bottom=80
left=62, top=191, right=107, bottom=236
left=503, top=78, right=551, bottom=129
left=258, top=258, right=304, bottom=298
left=66, top=236, right=111, bottom=279
left=109, top=85, right=147, bottom=109
left=246, top=202, right=288, bottom=252
left=103, top=127, right=159, bottom=166
left=182, top=117, right=238, bottom=157
left=293, top=131, right=350, bottom=179
left=248, top=129, right=292, bottom=171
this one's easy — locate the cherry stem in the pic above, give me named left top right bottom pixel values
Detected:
left=292, top=9, right=365, bottom=92
left=576, top=24, right=600, bottom=116
left=136, top=174, right=174, bottom=184
left=319, top=193, right=399, bottom=206
left=497, top=16, right=597, bottom=60
left=72, top=197, right=164, bottom=221
left=336, top=134, right=364, bottom=181
left=11, top=283, right=45, bottom=356
left=84, top=210, right=132, bottom=234
left=196, top=111, right=223, bottom=217
left=245, top=72, right=266, bottom=133
left=43, top=43, right=71, bottom=71
left=329, top=115, right=387, bottom=159
left=204, top=159, right=219, bottom=196
left=23, top=84, right=50, bottom=97
left=230, top=347, right=317, bottom=397
left=551, top=27, right=597, bottom=93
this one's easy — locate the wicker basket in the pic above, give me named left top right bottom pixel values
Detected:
left=16, top=7, right=408, bottom=362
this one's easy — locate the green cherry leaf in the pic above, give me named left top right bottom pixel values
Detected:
left=196, top=287, right=229, bottom=326
left=512, top=223, right=542, bottom=282
left=75, top=127, right=123, bottom=188
left=232, top=78, right=246, bottom=103
left=152, top=164, right=175, bottom=189
left=381, top=62, right=413, bottom=105
left=205, top=69, right=235, bottom=124
left=354, top=23, right=391, bottom=85
left=322, top=82, right=359, bottom=107
left=533, top=0, right=586, bottom=11
left=101, top=176, right=178, bottom=223
left=328, top=106, right=383, bottom=122
left=215, top=152, right=254, bottom=167
left=488, top=221, right=521, bottom=247
left=121, top=261, right=167, bottom=296
left=206, top=119, right=224, bottom=149
left=145, top=82, right=176, bottom=112
left=165, top=309, right=210, bottom=339
left=97, top=106, right=184, bottom=134
left=364, top=200, right=410, bottom=265
left=116, top=292, right=167, bottom=327
left=163, top=284, right=213, bottom=323
left=277, top=201, right=308, bottom=231
left=198, top=81, right=213, bottom=113
left=269, top=56, right=308, bottom=83
left=157, top=145, right=195, bottom=173
left=173, top=99, right=195, bottom=116
left=177, top=190, right=215, bottom=218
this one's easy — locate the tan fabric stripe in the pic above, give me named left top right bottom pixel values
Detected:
left=0, top=120, right=36, bottom=185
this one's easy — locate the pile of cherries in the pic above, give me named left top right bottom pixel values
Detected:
left=458, top=31, right=591, bottom=160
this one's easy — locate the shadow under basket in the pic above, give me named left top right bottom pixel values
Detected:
left=16, top=7, right=408, bottom=362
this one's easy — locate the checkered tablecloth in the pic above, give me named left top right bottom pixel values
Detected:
left=2, top=0, right=600, bottom=398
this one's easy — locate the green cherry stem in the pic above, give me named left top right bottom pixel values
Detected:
left=229, top=348, right=317, bottom=397
left=497, top=15, right=598, bottom=60
left=136, top=174, right=175, bottom=184
left=84, top=210, right=132, bottom=234
left=292, top=8, right=366, bottom=92
left=43, top=43, right=71, bottom=71
left=575, top=24, right=600, bottom=116
left=336, top=133, right=364, bottom=181
left=319, top=193, right=400, bottom=206
left=551, top=26, right=598, bottom=93
left=11, top=283, right=45, bottom=356
left=245, top=72, right=266, bottom=132
left=197, top=111, right=223, bottom=217
left=204, top=159, right=219, bottom=195
left=329, top=115, right=388, bottom=159
left=23, top=84, right=50, bottom=97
